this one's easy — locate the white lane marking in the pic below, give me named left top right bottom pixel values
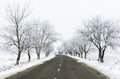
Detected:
left=59, top=64, right=62, bottom=67
left=54, top=78, right=57, bottom=79
left=58, top=68, right=60, bottom=71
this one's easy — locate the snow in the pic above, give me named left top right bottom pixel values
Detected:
left=0, top=48, right=120, bottom=79
left=0, top=50, right=55, bottom=79
left=68, top=48, right=120, bottom=79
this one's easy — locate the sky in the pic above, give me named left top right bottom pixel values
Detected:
left=0, top=0, right=120, bottom=41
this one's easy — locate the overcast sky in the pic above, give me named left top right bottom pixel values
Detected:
left=0, top=0, right=120, bottom=41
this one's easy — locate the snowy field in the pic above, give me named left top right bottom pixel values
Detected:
left=0, top=50, right=55, bottom=79
left=68, top=48, right=120, bottom=79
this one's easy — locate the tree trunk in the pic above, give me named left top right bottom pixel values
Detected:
left=16, top=51, right=21, bottom=65
left=84, top=52, right=87, bottom=59
left=99, top=55, right=104, bottom=63
left=98, top=48, right=106, bottom=63
left=78, top=53, right=80, bottom=57
left=37, top=53, right=40, bottom=59
left=98, top=48, right=101, bottom=61
left=69, top=52, right=72, bottom=55
left=80, top=52, right=83, bottom=58
left=101, top=47, right=106, bottom=59
left=35, top=47, right=40, bottom=59
left=28, top=50, right=31, bottom=62
left=100, top=48, right=106, bottom=63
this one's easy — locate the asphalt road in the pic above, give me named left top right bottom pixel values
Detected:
left=6, top=55, right=109, bottom=79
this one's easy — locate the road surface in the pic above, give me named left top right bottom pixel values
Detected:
left=6, top=55, right=109, bottom=79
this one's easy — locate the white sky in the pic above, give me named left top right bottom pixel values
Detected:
left=0, top=0, right=120, bottom=41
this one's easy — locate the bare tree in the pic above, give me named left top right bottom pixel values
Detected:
left=61, top=41, right=75, bottom=56
left=80, top=16, right=120, bottom=62
left=60, top=42, right=70, bottom=55
left=32, top=20, right=56, bottom=59
left=74, top=35, right=91, bottom=59
left=23, top=24, right=33, bottom=62
left=44, top=42, right=54, bottom=57
left=69, top=40, right=80, bottom=56
left=4, top=3, right=31, bottom=65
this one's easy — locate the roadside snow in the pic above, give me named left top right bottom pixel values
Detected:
left=0, top=51, right=55, bottom=79
left=68, top=50, right=120, bottom=79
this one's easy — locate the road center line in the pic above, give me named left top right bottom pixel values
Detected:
left=59, top=64, right=62, bottom=67
left=57, top=68, right=60, bottom=71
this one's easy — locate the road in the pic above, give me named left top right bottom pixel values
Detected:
left=6, top=55, right=109, bottom=79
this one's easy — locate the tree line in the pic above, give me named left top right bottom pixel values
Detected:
left=1, top=3, right=57, bottom=65
left=59, top=16, right=120, bottom=63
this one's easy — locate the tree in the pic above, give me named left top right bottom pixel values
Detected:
left=44, top=42, right=54, bottom=57
left=32, top=20, right=56, bottom=59
left=74, top=35, right=91, bottom=59
left=80, top=16, right=120, bottom=62
left=23, top=24, right=33, bottom=62
left=61, top=41, right=76, bottom=56
left=69, top=39, right=80, bottom=57
left=4, top=3, right=31, bottom=65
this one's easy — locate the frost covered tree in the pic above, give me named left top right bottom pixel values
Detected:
left=3, top=3, right=31, bottom=65
left=23, top=24, right=33, bottom=62
left=61, top=36, right=91, bottom=58
left=44, top=42, right=54, bottom=57
left=32, top=20, right=56, bottom=59
left=61, top=41, right=76, bottom=56
left=80, top=16, right=120, bottom=62
left=72, top=35, right=91, bottom=59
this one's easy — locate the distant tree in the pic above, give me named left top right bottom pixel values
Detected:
left=61, top=41, right=75, bottom=56
left=57, top=46, right=64, bottom=55
left=44, top=43, right=54, bottom=57
left=80, top=16, right=120, bottom=62
left=74, top=35, right=91, bottom=59
left=60, top=42, right=69, bottom=55
left=70, top=40, right=80, bottom=57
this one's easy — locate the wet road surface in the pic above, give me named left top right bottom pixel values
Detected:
left=6, top=55, right=109, bottom=79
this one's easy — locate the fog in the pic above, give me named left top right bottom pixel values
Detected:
left=0, top=0, right=120, bottom=40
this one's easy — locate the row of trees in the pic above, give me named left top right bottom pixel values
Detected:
left=60, top=16, right=120, bottom=63
left=2, top=3, right=57, bottom=65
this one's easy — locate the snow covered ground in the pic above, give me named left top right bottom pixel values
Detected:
left=68, top=48, right=120, bottom=79
left=0, top=48, right=120, bottom=79
left=0, top=50, right=55, bottom=79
